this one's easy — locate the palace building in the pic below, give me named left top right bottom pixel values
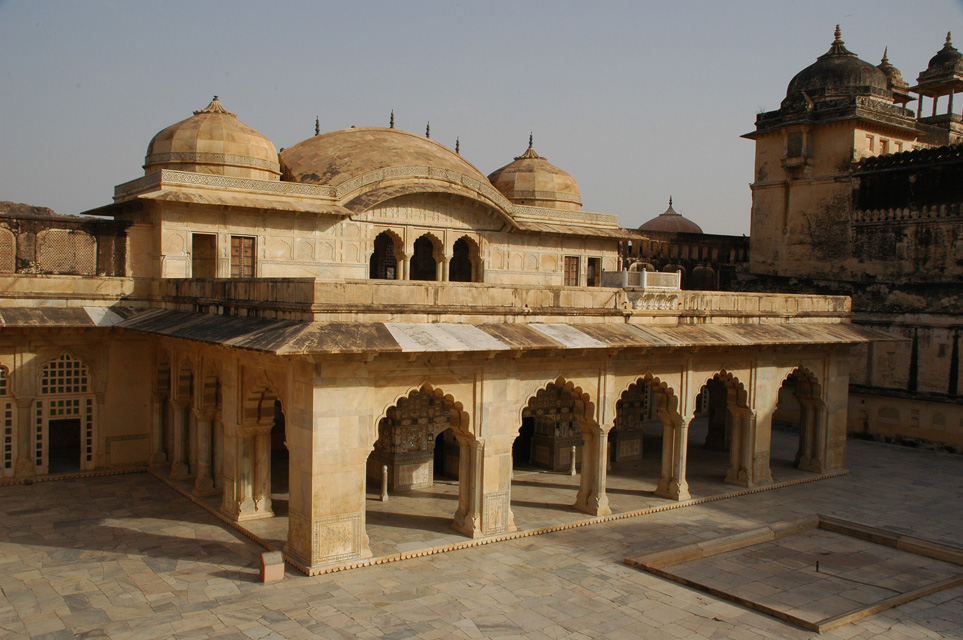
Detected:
left=0, top=44, right=896, bottom=571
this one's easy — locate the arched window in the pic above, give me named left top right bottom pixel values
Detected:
left=449, top=237, right=474, bottom=282
left=370, top=232, right=398, bottom=280
left=410, top=236, right=438, bottom=281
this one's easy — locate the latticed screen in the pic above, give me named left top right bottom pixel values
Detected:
left=231, top=236, right=255, bottom=278
left=0, top=366, right=7, bottom=396
left=564, top=256, right=579, bottom=286
left=0, top=229, right=14, bottom=273
left=40, top=354, right=89, bottom=395
left=2, top=401, right=12, bottom=472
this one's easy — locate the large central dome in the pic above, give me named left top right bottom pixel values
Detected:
left=279, top=127, right=489, bottom=187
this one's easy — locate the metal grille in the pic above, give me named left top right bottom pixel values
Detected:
left=37, top=229, right=96, bottom=275
left=85, top=398, right=94, bottom=464
left=40, top=354, right=89, bottom=395
left=0, top=228, right=14, bottom=273
left=0, top=366, right=7, bottom=396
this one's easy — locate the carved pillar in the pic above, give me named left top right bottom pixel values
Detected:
left=13, top=396, right=36, bottom=477
left=435, top=260, right=444, bottom=282
left=399, top=254, right=409, bottom=280
left=212, top=413, right=224, bottom=491
left=655, top=416, right=691, bottom=501
left=193, top=409, right=217, bottom=496
left=441, top=253, right=452, bottom=282
left=809, top=405, right=828, bottom=474
left=169, top=400, right=190, bottom=479
left=573, top=424, right=612, bottom=516
left=92, top=392, right=106, bottom=469
left=227, top=425, right=274, bottom=521
left=725, top=409, right=754, bottom=487
left=187, top=406, right=199, bottom=480
left=452, top=436, right=484, bottom=538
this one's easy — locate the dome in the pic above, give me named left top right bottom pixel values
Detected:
left=487, top=137, right=581, bottom=211
left=916, top=32, right=963, bottom=92
left=924, top=32, right=963, bottom=75
left=279, top=127, right=488, bottom=187
left=877, top=48, right=911, bottom=105
left=145, top=97, right=280, bottom=181
left=639, top=198, right=703, bottom=234
left=785, top=26, right=889, bottom=102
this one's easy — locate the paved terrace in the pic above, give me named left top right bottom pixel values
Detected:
left=1, top=434, right=961, bottom=639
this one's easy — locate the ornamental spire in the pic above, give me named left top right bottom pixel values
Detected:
left=455, top=137, right=460, bottom=154
left=315, top=116, right=320, bottom=136
left=426, top=122, right=430, bottom=138
left=390, top=110, right=395, bottom=129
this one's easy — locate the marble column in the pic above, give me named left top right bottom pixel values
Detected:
left=573, top=424, right=612, bottom=516
left=452, top=436, right=484, bottom=537
left=655, top=416, right=691, bottom=501
left=169, top=400, right=190, bottom=479
left=150, top=393, right=169, bottom=465
left=193, top=409, right=217, bottom=496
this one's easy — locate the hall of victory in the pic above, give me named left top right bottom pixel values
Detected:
left=2, top=28, right=957, bottom=575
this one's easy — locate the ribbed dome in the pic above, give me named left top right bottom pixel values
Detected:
left=145, top=97, right=280, bottom=180
left=639, top=198, right=703, bottom=234
left=279, top=127, right=488, bottom=187
left=877, top=48, right=911, bottom=105
left=487, top=138, right=581, bottom=211
left=785, top=26, right=889, bottom=102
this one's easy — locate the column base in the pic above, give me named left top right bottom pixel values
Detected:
left=573, top=496, right=612, bottom=517
left=451, top=511, right=484, bottom=538
left=169, top=462, right=191, bottom=480
left=655, top=479, right=690, bottom=502
left=192, top=476, right=219, bottom=497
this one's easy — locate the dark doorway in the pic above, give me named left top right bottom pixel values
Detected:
left=449, top=238, right=473, bottom=282
left=192, top=233, right=217, bottom=278
left=513, top=417, right=535, bottom=466
left=410, top=236, right=437, bottom=281
left=271, top=400, right=288, bottom=498
left=48, top=418, right=81, bottom=474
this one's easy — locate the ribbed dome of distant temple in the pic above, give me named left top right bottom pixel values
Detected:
left=145, top=97, right=280, bottom=181
left=487, top=136, right=582, bottom=211
left=638, top=198, right=703, bottom=233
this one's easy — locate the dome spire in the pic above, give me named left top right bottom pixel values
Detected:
left=315, top=116, right=320, bottom=136
left=389, top=110, right=395, bottom=129
left=455, top=137, right=460, bottom=154
left=425, top=122, right=430, bottom=138
left=881, top=47, right=889, bottom=65
left=528, top=132, right=533, bottom=149
left=822, top=24, right=856, bottom=58
left=193, top=95, right=235, bottom=117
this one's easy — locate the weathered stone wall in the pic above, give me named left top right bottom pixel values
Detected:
left=0, top=203, right=129, bottom=277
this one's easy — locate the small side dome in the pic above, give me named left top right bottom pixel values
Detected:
left=639, top=198, right=703, bottom=234
left=487, top=136, right=581, bottom=210
left=785, top=26, right=889, bottom=103
left=145, top=97, right=280, bottom=181
left=915, top=32, right=963, bottom=90
left=877, top=48, right=911, bottom=106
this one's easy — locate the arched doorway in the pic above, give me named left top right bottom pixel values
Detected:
left=410, top=235, right=439, bottom=281
left=772, top=368, right=825, bottom=476
left=370, top=231, right=399, bottom=280
left=449, top=237, right=476, bottom=282
left=364, top=388, right=473, bottom=551
left=517, top=384, right=582, bottom=472
left=686, top=372, right=754, bottom=490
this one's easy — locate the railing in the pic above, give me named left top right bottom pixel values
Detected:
left=601, top=270, right=681, bottom=290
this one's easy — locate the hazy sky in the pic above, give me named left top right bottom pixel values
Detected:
left=1, top=1, right=960, bottom=235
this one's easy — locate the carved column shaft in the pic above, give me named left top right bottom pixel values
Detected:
left=574, top=425, right=611, bottom=516
left=150, top=393, right=168, bottom=465
left=452, top=437, right=484, bottom=538
left=14, top=396, right=36, bottom=477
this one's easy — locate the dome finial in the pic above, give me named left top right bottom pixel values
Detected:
left=315, top=116, right=320, bottom=136
left=833, top=24, right=842, bottom=44
left=390, top=110, right=395, bottom=129
left=455, top=137, right=460, bottom=155
left=528, top=132, right=533, bottom=149
left=948, top=32, right=953, bottom=46
left=669, top=196, right=673, bottom=207
left=881, top=46, right=889, bottom=64
left=426, top=122, right=430, bottom=138
left=193, top=96, right=234, bottom=117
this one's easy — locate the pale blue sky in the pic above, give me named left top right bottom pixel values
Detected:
left=1, top=1, right=960, bottom=234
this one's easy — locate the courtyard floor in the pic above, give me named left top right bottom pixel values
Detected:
left=1, top=434, right=961, bottom=639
